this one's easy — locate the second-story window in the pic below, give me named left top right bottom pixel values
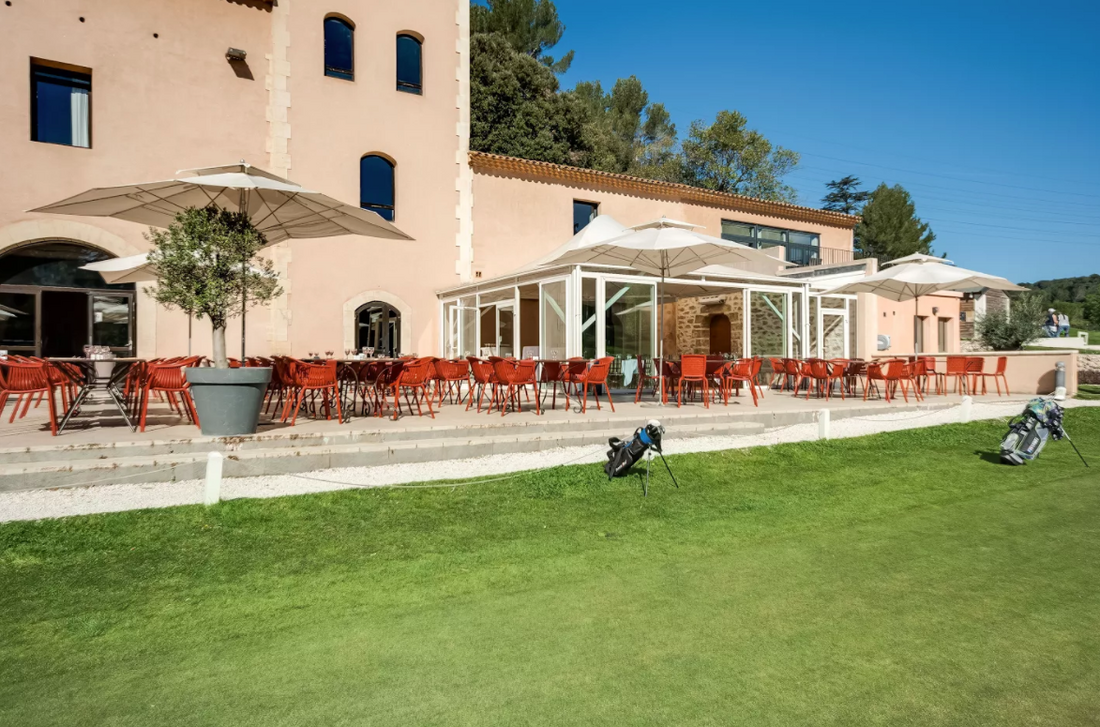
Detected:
left=360, top=155, right=396, bottom=221
left=573, top=200, right=598, bottom=234
left=396, top=34, right=423, bottom=94
left=31, top=61, right=91, bottom=148
left=324, top=16, right=354, bottom=80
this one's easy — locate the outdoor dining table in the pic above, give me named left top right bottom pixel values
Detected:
left=46, top=357, right=145, bottom=433
left=331, top=358, right=404, bottom=421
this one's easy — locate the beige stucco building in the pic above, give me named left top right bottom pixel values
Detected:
left=0, top=0, right=960, bottom=365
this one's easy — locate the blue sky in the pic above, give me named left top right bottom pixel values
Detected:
left=545, top=0, right=1100, bottom=283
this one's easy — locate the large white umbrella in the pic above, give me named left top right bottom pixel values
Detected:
left=32, top=162, right=412, bottom=359
left=551, top=216, right=787, bottom=403
left=823, top=256, right=1024, bottom=353
left=520, top=214, right=628, bottom=271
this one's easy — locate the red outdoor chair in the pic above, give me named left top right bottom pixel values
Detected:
left=491, top=359, right=540, bottom=416
left=633, top=354, right=661, bottom=403
left=980, top=356, right=1009, bottom=396
left=658, top=358, right=680, bottom=404
left=844, top=360, right=867, bottom=397
left=466, top=358, right=496, bottom=413
left=677, top=354, right=709, bottom=408
left=865, top=359, right=920, bottom=403
left=383, top=357, right=434, bottom=421
left=767, top=358, right=787, bottom=389
left=918, top=356, right=939, bottom=395
left=942, top=356, right=969, bottom=395
left=573, top=356, right=614, bottom=413
left=721, top=358, right=759, bottom=407
left=0, top=360, right=62, bottom=435
left=965, top=357, right=986, bottom=395
left=435, top=358, right=470, bottom=406
left=539, top=360, right=569, bottom=411
left=285, top=359, right=343, bottom=425
left=138, top=356, right=202, bottom=432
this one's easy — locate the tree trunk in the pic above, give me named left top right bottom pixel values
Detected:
left=212, top=324, right=229, bottom=369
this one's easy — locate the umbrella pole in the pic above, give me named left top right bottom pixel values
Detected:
left=239, top=189, right=248, bottom=361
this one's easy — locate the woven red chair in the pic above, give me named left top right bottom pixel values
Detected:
left=767, top=358, right=787, bottom=389
left=0, top=360, right=61, bottom=435
left=633, top=354, right=661, bottom=403
left=384, top=357, right=434, bottom=421
left=572, top=356, right=614, bottom=413
left=980, top=356, right=1009, bottom=396
left=491, top=359, right=539, bottom=416
left=721, top=358, right=759, bottom=407
left=660, top=358, right=680, bottom=404
left=843, top=360, right=867, bottom=397
left=373, top=360, right=407, bottom=418
left=865, top=359, right=919, bottom=403
left=918, top=356, right=939, bottom=395
left=784, top=358, right=803, bottom=393
left=465, top=358, right=495, bottom=413
left=539, top=360, right=569, bottom=410
left=138, top=357, right=202, bottom=432
left=677, top=354, right=709, bottom=408
left=435, top=358, right=470, bottom=406
left=284, top=359, right=343, bottom=425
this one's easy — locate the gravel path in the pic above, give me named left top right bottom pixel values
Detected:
left=2, top=398, right=1096, bottom=523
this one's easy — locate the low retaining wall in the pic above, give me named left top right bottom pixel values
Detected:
left=874, top=350, right=1078, bottom=396
left=1080, top=354, right=1100, bottom=385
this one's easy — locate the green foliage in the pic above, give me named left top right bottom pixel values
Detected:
left=469, top=33, right=589, bottom=165
left=3, top=412, right=1100, bottom=725
left=471, top=0, right=574, bottom=73
left=573, top=76, right=680, bottom=180
left=821, top=175, right=870, bottom=215
left=1020, top=274, right=1100, bottom=304
left=145, top=208, right=281, bottom=367
left=1083, top=291, right=1100, bottom=329
left=854, top=183, right=937, bottom=261
left=974, top=291, right=1047, bottom=350
left=680, top=110, right=800, bottom=202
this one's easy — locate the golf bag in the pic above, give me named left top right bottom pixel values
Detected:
left=1000, top=398, right=1074, bottom=466
left=606, top=420, right=665, bottom=478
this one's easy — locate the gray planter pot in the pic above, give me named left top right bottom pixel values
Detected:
left=185, top=367, right=272, bottom=436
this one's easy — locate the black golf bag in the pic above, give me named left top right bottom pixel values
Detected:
left=1000, top=398, right=1070, bottom=465
left=606, top=420, right=665, bottom=479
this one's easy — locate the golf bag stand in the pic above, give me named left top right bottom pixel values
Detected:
left=605, top=420, right=679, bottom=496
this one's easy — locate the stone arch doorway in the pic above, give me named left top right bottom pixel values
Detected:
left=355, top=301, right=402, bottom=357
left=708, top=314, right=732, bottom=355
left=0, top=240, right=135, bottom=357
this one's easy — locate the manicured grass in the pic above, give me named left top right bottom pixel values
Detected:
left=3, top=411, right=1100, bottom=726
left=1078, top=384, right=1100, bottom=400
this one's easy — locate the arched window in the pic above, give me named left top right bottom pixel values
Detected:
left=360, top=154, right=395, bottom=221
left=396, top=34, right=423, bottom=94
left=324, top=16, right=354, bottom=80
left=356, top=301, right=401, bottom=356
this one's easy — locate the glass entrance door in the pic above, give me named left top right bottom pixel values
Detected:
left=496, top=304, right=515, bottom=358
left=0, top=286, right=134, bottom=357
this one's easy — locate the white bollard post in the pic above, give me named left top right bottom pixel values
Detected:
left=204, top=451, right=223, bottom=506
left=818, top=409, right=831, bottom=440
left=960, top=395, right=973, bottom=424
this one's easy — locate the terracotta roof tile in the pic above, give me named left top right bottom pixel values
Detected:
left=469, top=151, right=859, bottom=229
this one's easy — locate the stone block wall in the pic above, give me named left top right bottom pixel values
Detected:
left=1081, top=354, right=1100, bottom=384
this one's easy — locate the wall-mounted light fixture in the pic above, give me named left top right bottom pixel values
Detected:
left=225, top=47, right=247, bottom=62
left=932, top=306, right=940, bottom=315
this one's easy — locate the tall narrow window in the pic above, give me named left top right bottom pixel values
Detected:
left=324, top=16, right=354, bottom=80
left=360, top=155, right=396, bottom=221
left=573, top=200, right=598, bottom=234
left=31, top=61, right=91, bottom=148
left=396, top=34, right=423, bottom=94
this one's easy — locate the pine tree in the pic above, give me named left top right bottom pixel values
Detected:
left=855, top=184, right=938, bottom=261
left=822, top=175, right=870, bottom=215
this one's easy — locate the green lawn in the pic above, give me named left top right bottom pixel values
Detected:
left=1078, top=384, right=1100, bottom=401
left=3, top=411, right=1099, bottom=727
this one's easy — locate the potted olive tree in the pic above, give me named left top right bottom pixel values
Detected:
left=146, top=207, right=281, bottom=435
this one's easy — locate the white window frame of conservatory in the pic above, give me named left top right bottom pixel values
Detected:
left=811, top=292, right=856, bottom=358
left=538, top=274, right=571, bottom=360
left=439, top=295, right=480, bottom=358
left=579, top=270, right=658, bottom=360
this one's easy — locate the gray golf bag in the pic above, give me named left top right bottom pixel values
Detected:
left=1000, top=398, right=1070, bottom=466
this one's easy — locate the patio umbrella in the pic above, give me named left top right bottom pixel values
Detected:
left=32, top=162, right=412, bottom=358
left=823, top=256, right=1025, bottom=351
left=520, top=214, right=629, bottom=271
left=551, top=216, right=787, bottom=404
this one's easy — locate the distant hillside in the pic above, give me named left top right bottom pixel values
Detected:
left=1020, top=274, right=1100, bottom=303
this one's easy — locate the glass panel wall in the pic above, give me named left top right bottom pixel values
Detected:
left=790, top=290, right=804, bottom=359
left=459, top=296, right=477, bottom=357
left=822, top=314, right=846, bottom=358
left=540, top=280, right=568, bottom=359
left=581, top=277, right=597, bottom=359
left=0, top=292, right=36, bottom=352
left=604, top=280, right=654, bottom=387
left=749, top=291, right=787, bottom=357
left=91, top=295, right=131, bottom=348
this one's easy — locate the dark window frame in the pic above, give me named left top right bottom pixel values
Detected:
left=360, top=154, right=396, bottom=222
left=30, top=60, right=92, bottom=148
left=324, top=16, right=355, bottom=81
left=573, top=200, right=599, bottom=234
left=396, top=33, right=423, bottom=94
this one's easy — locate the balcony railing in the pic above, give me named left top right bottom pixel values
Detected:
left=784, top=243, right=855, bottom=267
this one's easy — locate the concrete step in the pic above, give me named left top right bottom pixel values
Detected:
left=0, top=406, right=777, bottom=465
left=0, top=420, right=766, bottom=492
